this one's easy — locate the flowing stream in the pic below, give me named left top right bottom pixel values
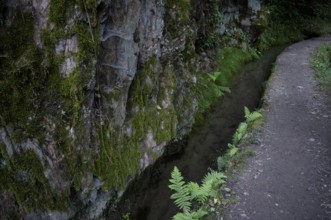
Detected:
left=108, top=46, right=286, bottom=220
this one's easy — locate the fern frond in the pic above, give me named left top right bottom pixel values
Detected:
left=187, top=182, right=199, bottom=191
left=208, top=71, right=222, bottom=82
left=193, top=183, right=211, bottom=203
left=228, top=146, right=238, bottom=157
left=169, top=167, right=186, bottom=190
left=169, top=167, right=191, bottom=213
left=244, top=106, right=250, bottom=118
left=246, top=111, right=262, bottom=123
left=233, top=122, right=248, bottom=144
left=190, top=209, right=208, bottom=219
left=217, top=154, right=230, bottom=170
left=237, top=122, right=248, bottom=135
left=219, top=86, right=231, bottom=93
left=202, top=170, right=226, bottom=188
left=212, top=85, right=224, bottom=97
left=171, top=194, right=191, bottom=213
left=170, top=168, right=226, bottom=219
left=173, top=209, right=207, bottom=220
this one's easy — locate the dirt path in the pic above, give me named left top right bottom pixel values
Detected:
left=226, top=37, right=331, bottom=220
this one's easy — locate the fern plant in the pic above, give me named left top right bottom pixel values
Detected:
left=244, top=106, right=262, bottom=123
left=208, top=71, right=231, bottom=93
left=233, top=107, right=262, bottom=145
left=218, top=107, right=262, bottom=170
left=208, top=71, right=222, bottom=82
left=169, top=167, right=226, bottom=220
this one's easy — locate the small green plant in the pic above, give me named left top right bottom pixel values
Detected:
left=169, top=166, right=226, bottom=220
left=122, top=212, right=130, bottom=220
left=244, top=106, right=262, bottom=123
left=208, top=71, right=231, bottom=93
left=232, top=107, right=262, bottom=146
left=218, top=107, right=262, bottom=170
left=312, top=43, right=331, bottom=101
left=208, top=71, right=222, bottom=82
left=216, top=47, right=257, bottom=87
left=194, top=74, right=230, bottom=127
left=194, top=47, right=256, bottom=128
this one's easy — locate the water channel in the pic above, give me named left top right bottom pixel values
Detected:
left=108, top=46, right=286, bottom=220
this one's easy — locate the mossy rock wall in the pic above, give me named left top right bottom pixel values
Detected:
left=0, top=0, right=100, bottom=218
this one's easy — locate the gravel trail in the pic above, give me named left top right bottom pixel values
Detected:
left=227, top=37, right=331, bottom=220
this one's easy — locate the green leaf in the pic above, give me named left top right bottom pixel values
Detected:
left=237, top=122, right=248, bottom=134
left=169, top=166, right=191, bottom=213
left=219, top=86, right=231, bottom=93
left=244, top=106, right=250, bottom=118
left=208, top=71, right=222, bottom=82
left=170, top=168, right=226, bottom=219
left=228, top=146, right=238, bottom=157
left=233, top=122, right=248, bottom=144
left=246, top=111, right=262, bottom=123
left=173, top=209, right=207, bottom=220
left=191, top=209, right=208, bottom=219
left=217, top=154, right=229, bottom=170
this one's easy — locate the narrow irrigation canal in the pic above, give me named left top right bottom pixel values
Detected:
left=108, top=46, right=286, bottom=220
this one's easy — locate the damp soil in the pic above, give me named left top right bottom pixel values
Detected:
left=108, top=46, right=286, bottom=220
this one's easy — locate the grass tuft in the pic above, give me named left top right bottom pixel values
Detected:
left=311, top=43, right=331, bottom=102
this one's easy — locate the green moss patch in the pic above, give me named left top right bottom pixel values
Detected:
left=94, top=124, right=142, bottom=189
left=0, top=148, right=69, bottom=211
left=216, top=47, right=258, bottom=87
left=0, top=13, right=49, bottom=142
left=164, top=0, right=191, bottom=38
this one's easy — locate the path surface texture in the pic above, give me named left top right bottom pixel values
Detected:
left=227, top=37, right=331, bottom=220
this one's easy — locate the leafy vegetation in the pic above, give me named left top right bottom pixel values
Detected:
left=169, top=107, right=261, bottom=219
left=258, top=1, right=331, bottom=50
left=218, top=107, right=262, bottom=171
left=311, top=43, right=331, bottom=100
left=194, top=48, right=257, bottom=127
left=216, top=48, right=258, bottom=87
left=169, top=166, right=226, bottom=220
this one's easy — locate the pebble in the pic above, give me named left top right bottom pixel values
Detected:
left=309, top=138, right=315, bottom=142
left=240, top=213, right=247, bottom=218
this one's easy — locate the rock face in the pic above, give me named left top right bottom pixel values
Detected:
left=0, top=0, right=265, bottom=218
